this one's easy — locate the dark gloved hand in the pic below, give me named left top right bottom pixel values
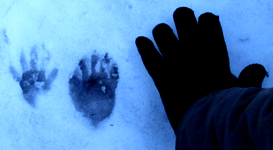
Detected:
left=135, top=7, right=268, bottom=133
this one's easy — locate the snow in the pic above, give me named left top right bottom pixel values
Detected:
left=0, top=0, right=272, bottom=149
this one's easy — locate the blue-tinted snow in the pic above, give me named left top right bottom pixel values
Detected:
left=0, top=0, right=272, bottom=149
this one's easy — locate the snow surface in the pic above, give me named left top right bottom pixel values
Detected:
left=0, top=0, right=273, bottom=149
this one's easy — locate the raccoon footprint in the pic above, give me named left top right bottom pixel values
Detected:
left=69, top=53, right=119, bottom=125
left=9, top=45, right=58, bottom=106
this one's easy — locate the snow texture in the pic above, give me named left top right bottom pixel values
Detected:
left=0, top=0, right=272, bottom=149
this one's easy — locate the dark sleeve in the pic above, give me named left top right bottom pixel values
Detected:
left=176, top=87, right=273, bottom=150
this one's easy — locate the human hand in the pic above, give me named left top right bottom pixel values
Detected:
left=136, top=7, right=268, bottom=132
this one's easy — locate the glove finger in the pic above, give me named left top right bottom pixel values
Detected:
left=173, top=7, right=201, bottom=89
left=173, top=7, right=198, bottom=48
left=198, top=13, right=230, bottom=74
left=152, top=23, right=179, bottom=62
left=197, top=13, right=234, bottom=94
left=172, top=7, right=202, bottom=106
left=238, top=64, right=268, bottom=88
left=136, top=36, right=183, bottom=132
left=135, top=36, right=165, bottom=91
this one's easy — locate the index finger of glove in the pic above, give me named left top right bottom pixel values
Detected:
left=198, top=13, right=230, bottom=73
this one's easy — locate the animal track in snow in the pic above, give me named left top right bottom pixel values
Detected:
left=69, top=52, right=119, bottom=125
left=9, top=45, right=58, bottom=106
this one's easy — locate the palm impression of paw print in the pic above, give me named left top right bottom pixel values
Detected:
left=69, top=52, right=119, bottom=125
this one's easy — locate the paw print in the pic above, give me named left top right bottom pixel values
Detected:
left=9, top=45, right=58, bottom=106
left=69, top=52, right=119, bottom=125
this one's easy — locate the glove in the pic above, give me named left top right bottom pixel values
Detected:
left=135, top=7, right=268, bottom=133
